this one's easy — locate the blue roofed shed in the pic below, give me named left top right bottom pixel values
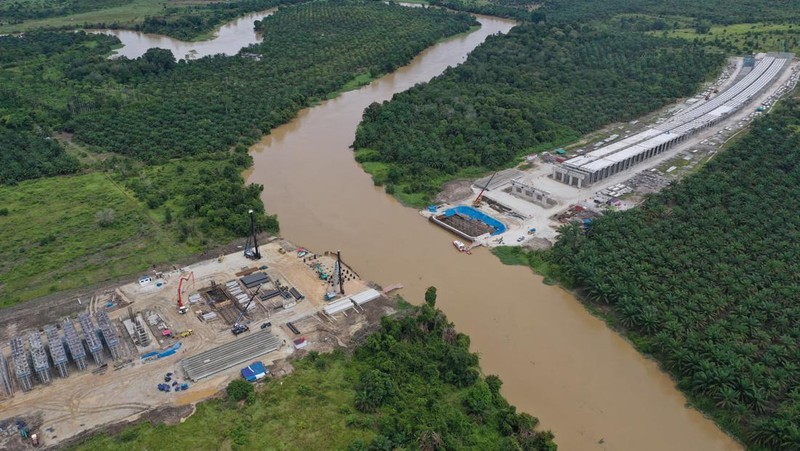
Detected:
left=241, top=361, right=268, bottom=382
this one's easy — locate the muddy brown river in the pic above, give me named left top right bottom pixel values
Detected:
left=96, top=7, right=741, bottom=449
left=243, top=15, right=741, bottom=451
left=90, top=9, right=276, bottom=60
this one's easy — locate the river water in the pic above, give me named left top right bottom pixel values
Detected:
left=103, top=10, right=740, bottom=451
left=89, top=9, right=275, bottom=60
left=244, top=15, right=741, bottom=451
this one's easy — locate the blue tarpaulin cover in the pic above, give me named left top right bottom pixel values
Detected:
left=241, top=361, right=267, bottom=382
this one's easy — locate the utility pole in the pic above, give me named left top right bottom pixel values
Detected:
left=337, top=250, right=344, bottom=295
left=249, top=209, right=261, bottom=259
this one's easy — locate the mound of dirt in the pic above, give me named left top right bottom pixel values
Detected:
left=524, top=237, right=553, bottom=250
left=434, top=180, right=473, bottom=204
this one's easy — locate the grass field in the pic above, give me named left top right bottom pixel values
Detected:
left=72, top=354, right=376, bottom=450
left=85, top=357, right=376, bottom=449
left=655, top=22, right=800, bottom=54
left=0, top=172, right=196, bottom=307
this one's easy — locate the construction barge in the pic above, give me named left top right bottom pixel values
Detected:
left=429, top=205, right=507, bottom=241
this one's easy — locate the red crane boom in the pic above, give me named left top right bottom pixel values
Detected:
left=473, top=171, right=498, bottom=207
left=176, top=272, right=194, bottom=314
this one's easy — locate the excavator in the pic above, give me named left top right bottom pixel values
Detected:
left=176, top=272, right=194, bottom=314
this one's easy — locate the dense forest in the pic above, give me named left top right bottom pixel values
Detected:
left=70, top=2, right=475, bottom=161
left=431, top=0, right=800, bottom=25
left=533, top=97, right=800, bottom=449
left=129, top=0, right=304, bottom=41
left=70, top=298, right=557, bottom=450
left=428, top=0, right=538, bottom=21
left=0, top=0, right=302, bottom=41
left=0, top=1, right=474, bottom=305
left=354, top=24, right=722, bottom=204
left=0, top=0, right=130, bottom=25
left=541, top=0, right=800, bottom=26
left=0, top=127, right=79, bottom=184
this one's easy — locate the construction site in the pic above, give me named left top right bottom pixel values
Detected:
left=0, top=237, right=399, bottom=448
left=424, top=53, right=799, bottom=249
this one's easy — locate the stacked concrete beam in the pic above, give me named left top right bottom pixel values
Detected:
left=44, top=325, right=69, bottom=378
left=10, top=337, right=33, bottom=392
left=28, top=332, right=52, bottom=384
left=78, top=313, right=105, bottom=366
left=95, top=311, right=122, bottom=361
left=62, top=318, right=88, bottom=371
left=0, top=350, right=13, bottom=396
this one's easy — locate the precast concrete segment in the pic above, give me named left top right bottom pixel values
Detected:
left=45, top=325, right=69, bottom=378
left=0, top=351, right=14, bottom=395
left=62, top=318, right=88, bottom=371
left=555, top=53, right=793, bottom=186
left=10, top=336, right=33, bottom=392
left=28, top=332, right=52, bottom=384
left=181, top=330, right=281, bottom=381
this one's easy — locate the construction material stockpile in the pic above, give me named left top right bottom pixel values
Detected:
left=62, top=318, right=88, bottom=371
left=182, top=330, right=281, bottom=381
left=10, top=336, right=33, bottom=392
left=95, top=311, right=122, bottom=361
left=28, top=332, right=51, bottom=384
left=44, top=325, right=69, bottom=378
left=79, top=313, right=105, bottom=366
left=0, top=351, right=14, bottom=395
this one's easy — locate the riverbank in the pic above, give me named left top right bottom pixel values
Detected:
left=0, top=0, right=298, bottom=41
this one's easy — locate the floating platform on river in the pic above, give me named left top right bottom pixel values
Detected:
left=429, top=206, right=506, bottom=241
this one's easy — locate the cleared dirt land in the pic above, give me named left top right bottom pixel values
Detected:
left=0, top=240, right=391, bottom=448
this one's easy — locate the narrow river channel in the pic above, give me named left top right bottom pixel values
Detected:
left=90, top=9, right=276, bottom=60
left=245, top=15, right=742, bottom=451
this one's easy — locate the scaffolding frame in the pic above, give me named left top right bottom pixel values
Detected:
left=44, top=325, right=69, bottom=378
left=28, top=332, right=52, bottom=384
left=95, top=311, right=122, bottom=361
left=10, top=337, right=33, bottom=392
left=62, top=318, right=88, bottom=371
left=0, top=350, right=13, bottom=396
left=79, top=313, right=105, bottom=366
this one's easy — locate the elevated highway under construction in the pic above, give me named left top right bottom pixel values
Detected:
left=552, top=53, right=793, bottom=187
left=422, top=53, right=798, bottom=249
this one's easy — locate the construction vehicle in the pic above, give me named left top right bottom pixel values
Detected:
left=473, top=171, right=497, bottom=207
left=313, top=263, right=329, bottom=280
left=177, top=329, right=193, bottom=338
left=244, top=209, right=261, bottom=260
left=176, top=272, right=194, bottom=314
left=231, top=286, right=261, bottom=336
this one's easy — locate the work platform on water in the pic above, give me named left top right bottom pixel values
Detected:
left=428, top=205, right=507, bottom=241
